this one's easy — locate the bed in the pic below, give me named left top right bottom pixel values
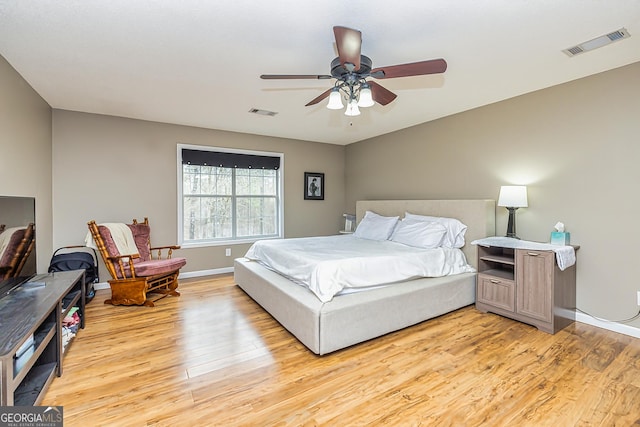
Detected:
left=234, top=199, right=495, bottom=355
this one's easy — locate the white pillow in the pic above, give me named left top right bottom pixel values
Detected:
left=404, top=212, right=468, bottom=248
left=390, top=220, right=447, bottom=249
left=354, top=211, right=399, bottom=241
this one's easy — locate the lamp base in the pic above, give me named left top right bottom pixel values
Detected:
left=505, top=207, right=520, bottom=239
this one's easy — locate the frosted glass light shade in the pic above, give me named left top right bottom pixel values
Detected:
left=344, top=99, right=361, bottom=116
left=358, top=85, right=374, bottom=107
left=326, top=89, right=344, bottom=110
left=498, top=186, right=528, bottom=208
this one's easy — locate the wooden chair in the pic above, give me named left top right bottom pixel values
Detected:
left=87, top=218, right=186, bottom=307
left=0, top=223, right=35, bottom=280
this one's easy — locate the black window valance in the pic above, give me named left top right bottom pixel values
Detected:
left=181, top=149, right=280, bottom=170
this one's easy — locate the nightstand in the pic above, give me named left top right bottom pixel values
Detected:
left=474, top=238, right=578, bottom=334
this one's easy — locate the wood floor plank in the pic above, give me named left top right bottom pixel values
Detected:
left=42, top=273, right=640, bottom=426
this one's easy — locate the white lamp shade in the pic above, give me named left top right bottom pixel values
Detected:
left=326, top=89, right=344, bottom=110
left=344, top=99, right=361, bottom=116
left=358, top=85, right=375, bottom=107
left=498, top=185, right=528, bottom=208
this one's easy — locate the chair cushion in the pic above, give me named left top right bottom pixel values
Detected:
left=130, top=257, right=187, bottom=277
left=97, top=225, right=120, bottom=258
left=98, top=224, right=150, bottom=260
left=98, top=224, right=186, bottom=279
left=127, top=223, right=151, bottom=261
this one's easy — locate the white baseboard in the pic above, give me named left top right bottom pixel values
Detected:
left=179, top=267, right=234, bottom=279
left=94, top=271, right=640, bottom=340
left=93, top=267, right=235, bottom=291
left=575, top=312, right=640, bottom=339
left=93, top=282, right=110, bottom=290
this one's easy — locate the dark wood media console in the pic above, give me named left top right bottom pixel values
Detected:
left=0, top=270, right=85, bottom=405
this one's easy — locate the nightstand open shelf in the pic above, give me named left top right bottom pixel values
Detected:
left=479, top=253, right=515, bottom=265
left=478, top=246, right=515, bottom=280
left=481, top=268, right=514, bottom=280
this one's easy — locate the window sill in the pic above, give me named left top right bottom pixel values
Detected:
left=180, top=235, right=281, bottom=249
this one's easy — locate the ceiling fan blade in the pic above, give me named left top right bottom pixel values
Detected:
left=261, top=74, right=332, bottom=80
left=368, top=81, right=397, bottom=106
left=371, top=59, right=447, bottom=79
left=333, top=26, right=361, bottom=71
left=305, top=88, right=334, bottom=106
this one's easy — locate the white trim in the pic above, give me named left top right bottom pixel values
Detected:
left=178, top=267, right=234, bottom=279
left=92, top=267, right=235, bottom=291
left=180, top=235, right=279, bottom=249
left=176, top=143, right=284, bottom=246
left=177, top=143, right=184, bottom=244
left=93, top=282, right=110, bottom=290
left=90, top=278, right=640, bottom=339
left=575, top=312, right=640, bottom=339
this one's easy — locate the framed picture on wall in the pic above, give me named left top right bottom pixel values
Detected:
left=304, top=172, right=324, bottom=200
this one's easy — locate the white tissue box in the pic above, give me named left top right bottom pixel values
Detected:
left=550, top=232, right=570, bottom=245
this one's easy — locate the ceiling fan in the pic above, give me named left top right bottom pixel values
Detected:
left=260, top=26, right=447, bottom=116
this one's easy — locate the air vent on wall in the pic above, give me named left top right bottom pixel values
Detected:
left=563, top=28, right=630, bottom=57
left=249, top=108, right=278, bottom=117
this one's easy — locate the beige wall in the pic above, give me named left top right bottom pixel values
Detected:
left=0, top=55, right=53, bottom=272
left=52, top=110, right=345, bottom=277
left=4, top=47, right=639, bottom=332
left=346, top=61, right=640, bottom=328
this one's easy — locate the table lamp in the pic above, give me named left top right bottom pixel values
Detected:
left=498, top=185, right=528, bottom=239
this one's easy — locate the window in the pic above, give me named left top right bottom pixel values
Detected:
left=178, top=145, right=283, bottom=246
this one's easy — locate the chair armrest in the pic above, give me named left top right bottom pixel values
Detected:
left=107, top=253, right=140, bottom=261
left=149, top=245, right=181, bottom=259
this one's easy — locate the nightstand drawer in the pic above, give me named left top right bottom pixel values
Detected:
left=477, top=273, right=515, bottom=312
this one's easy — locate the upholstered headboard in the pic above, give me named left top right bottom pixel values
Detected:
left=355, top=200, right=496, bottom=269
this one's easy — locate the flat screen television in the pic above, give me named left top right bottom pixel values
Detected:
left=0, top=196, right=36, bottom=296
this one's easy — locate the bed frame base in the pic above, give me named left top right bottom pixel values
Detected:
left=235, top=258, right=475, bottom=355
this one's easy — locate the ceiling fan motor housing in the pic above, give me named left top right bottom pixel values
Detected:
left=331, top=55, right=372, bottom=79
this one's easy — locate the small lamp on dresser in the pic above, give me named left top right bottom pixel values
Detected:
left=498, top=185, right=528, bottom=239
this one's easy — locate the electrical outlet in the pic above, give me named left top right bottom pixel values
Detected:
left=637, top=291, right=640, bottom=306
left=225, top=248, right=231, bottom=257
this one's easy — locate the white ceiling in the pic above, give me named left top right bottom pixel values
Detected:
left=1, top=1, right=639, bottom=145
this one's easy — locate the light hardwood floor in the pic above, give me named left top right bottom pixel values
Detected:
left=44, top=274, right=640, bottom=426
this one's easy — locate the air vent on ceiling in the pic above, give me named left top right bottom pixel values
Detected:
left=249, top=108, right=278, bottom=117
left=563, top=28, right=630, bottom=57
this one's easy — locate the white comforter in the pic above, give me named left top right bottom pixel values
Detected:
left=244, top=235, right=475, bottom=302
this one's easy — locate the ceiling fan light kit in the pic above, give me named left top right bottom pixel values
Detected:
left=357, top=83, right=375, bottom=108
left=326, top=88, right=344, bottom=110
left=330, top=78, right=372, bottom=116
left=344, top=98, right=361, bottom=117
left=260, top=26, right=447, bottom=117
